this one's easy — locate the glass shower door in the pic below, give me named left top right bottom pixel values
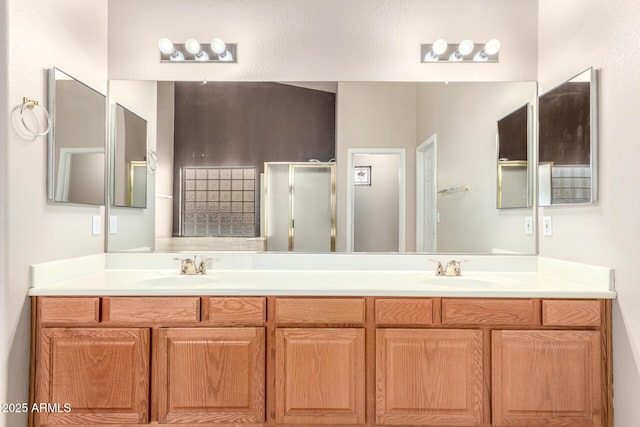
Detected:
left=291, top=164, right=335, bottom=252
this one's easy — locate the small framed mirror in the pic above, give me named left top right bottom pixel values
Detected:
left=47, top=67, right=106, bottom=205
left=538, top=67, right=598, bottom=205
left=496, top=103, right=532, bottom=208
left=111, top=102, right=148, bottom=208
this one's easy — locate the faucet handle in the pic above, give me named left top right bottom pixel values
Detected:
left=198, top=258, right=215, bottom=274
left=428, top=259, right=445, bottom=276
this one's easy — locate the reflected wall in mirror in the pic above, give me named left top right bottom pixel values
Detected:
left=106, top=80, right=537, bottom=255
left=111, top=103, right=148, bottom=208
left=539, top=67, right=597, bottom=205
left=47, top=67, right=106, bottom=205
left=497, top=103, right=532, bottom=208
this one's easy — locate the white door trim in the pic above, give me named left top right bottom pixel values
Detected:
left=416, top=135, right=437, bottom=252
left=346, top=148, right=406, bottom=252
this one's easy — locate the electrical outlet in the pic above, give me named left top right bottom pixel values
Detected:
left=92, top=215, right=101, bottom=236
left=525, top=216, right=533, bottom=235
left=109, top=216, right=118, bottom=234
left=543, top=216, right=553, bottom=236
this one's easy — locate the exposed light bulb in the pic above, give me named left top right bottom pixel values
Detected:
left=185, top=38, right=209, bottom=61
left=484, top=39, right=501, bottom=55
left=474, top=39, right=501, bottom=61
left=211, top=38, right=233, bottom=61
left=458, top=39, right=474, bottom=56
left=424, top=38, right=448, bottom=61
left=158, top=38, right=175, bottom=54
left=184, top=38, right=201, bottom=55
left=158, top=38, right=184, bottom=61
left=449, top=39, right=475, bottom=61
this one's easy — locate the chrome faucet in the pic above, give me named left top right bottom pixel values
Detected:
left=444, top=260, right=462, bottom=276
left=174, top=256, right=214, bottom=275
left=429, top=259, right=464, bottom=276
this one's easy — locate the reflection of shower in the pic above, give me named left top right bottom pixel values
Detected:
left=264, top=162, right=336, bottom=252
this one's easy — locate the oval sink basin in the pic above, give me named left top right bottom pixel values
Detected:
left=420, top=276, right=498, bottom=288
left=140, top=275, right=218, bottom=287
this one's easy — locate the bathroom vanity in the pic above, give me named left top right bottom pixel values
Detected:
left=28, top=254, right=615, bottom=427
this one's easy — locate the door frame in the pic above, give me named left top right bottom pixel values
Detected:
left=346, top=148, right=406, bottom=252
left=416, top=135, right=437, bottom=252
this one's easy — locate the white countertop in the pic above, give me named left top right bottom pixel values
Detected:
left=28, top=253, right=617, bottom=299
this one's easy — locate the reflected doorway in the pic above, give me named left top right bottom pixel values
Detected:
left=346, top=149, right=406, bottom=252
left=416, top=135, right=437, bottom=252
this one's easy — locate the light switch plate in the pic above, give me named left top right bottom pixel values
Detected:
left=92, top=215, right=101, bottom=236
left=109, top=216, right=118, bottom=234
left=525, top=216, right=533, bottom=235
left=543, top=216, right=553, bottom=236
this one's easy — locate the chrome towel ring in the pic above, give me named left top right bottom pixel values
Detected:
left=20, top=97, right=52, bottom=136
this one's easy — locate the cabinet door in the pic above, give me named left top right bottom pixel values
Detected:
left=376, top=329, right=484, bottom=426
left=157, top=328, right=265, bottom=424
left=492, top=330, right=602, bottom=427
left=35, top=328, right=149, bottom=425
left=276, top=328, right=365, bottom=424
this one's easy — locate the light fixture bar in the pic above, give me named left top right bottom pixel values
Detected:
left=421, top=40, right=500, bottom=63
left=159, top=41, right=238, bottom=63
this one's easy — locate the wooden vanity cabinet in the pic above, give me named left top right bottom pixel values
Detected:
left=31, top=296, right=612, bottom=427
left=274, top=298, right=366, bottom=425
left=376, top=328, right=485, bottom=426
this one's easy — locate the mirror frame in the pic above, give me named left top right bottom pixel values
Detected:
left=538, top=67, right=598, bottom=206
left=47, top=67, right=107, bottom=206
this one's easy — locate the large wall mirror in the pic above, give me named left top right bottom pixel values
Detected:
left=111, top=103, right=148, bottom=208
left=106, top=80, right=537, bottom=255
left=539, top=67, right=598, bottom=205
left=47, top=67, right=106, bottom=205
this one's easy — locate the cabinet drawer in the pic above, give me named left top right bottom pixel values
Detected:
left=275, top=298, right=365, bottom=324
left=442, top=298, right=540, bottom=325
left=103, top=297, right=200, bottom=323
left=39, top=297, right=100, bottom=324
left=203, top=297, right=266, bottom=325
left=542, top=300, right=601, bottom=326
left=375, top=298, right=433, bottom=325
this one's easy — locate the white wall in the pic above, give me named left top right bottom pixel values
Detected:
left=107, top=0, right=538, bottom=82
left=538, top=1, right=640, bottom=425
left=3, top=1, right=108, bottom=425
left=416, top=82, right=537, bottom=253
left=0, top=0, right=8, bottom=418
left=107, top=80, right=157, bottom=251
left=155, top=82, right=175, bottom=238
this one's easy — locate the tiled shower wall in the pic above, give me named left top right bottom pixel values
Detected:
left=552, top=165, right=591, bottom=204
left=181, top=167, right=256, bottom=237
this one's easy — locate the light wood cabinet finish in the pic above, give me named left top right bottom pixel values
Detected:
left=442, top=298, right=540, bottom=325
left=492, top=330, right=602, bottom=427
left=275, top=298, right=365, bottom=324
left=35, top=328, right=149, bottom=425
left=276, top=328, right=366, bottom=424
left=157, top=327, right=265, bottom=424
left=103, top=296, right=200, bottom=323
left=39, top=297, right=100, bottom=324
left=31, top=296, right=612, bottom=427
left=375, top=298, right=433, bottom=324
left=203, top=297, right=266, bottom=325
left=376, top=328, right=484, bottom=426
left=542, top=299, right=601, bottom=326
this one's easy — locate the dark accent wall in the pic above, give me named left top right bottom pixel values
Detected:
left=497, top=103, right=528, bottom=161
left=539, top=82, right=590, bottom=165
left=172, top=82, right=336, bottom=236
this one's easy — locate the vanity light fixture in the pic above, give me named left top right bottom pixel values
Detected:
left=158, top=37, right=237, bottom=63
left=421, top=39, right=500, bottom=63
